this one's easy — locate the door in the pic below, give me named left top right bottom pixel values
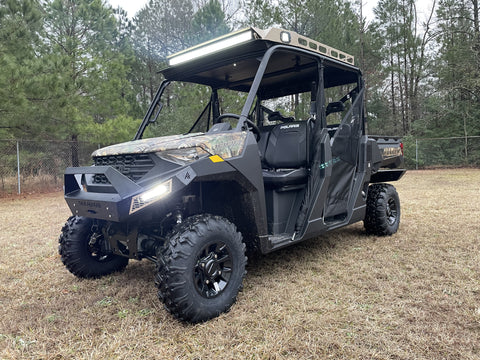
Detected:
left=324, top=87, right=364, bottom=220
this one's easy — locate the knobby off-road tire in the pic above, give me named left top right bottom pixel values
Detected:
left=155, top=214, right=247, bottom=323
left=59, top=216, right=129, bottom=278
left=364, top=183, right=401, bottom=236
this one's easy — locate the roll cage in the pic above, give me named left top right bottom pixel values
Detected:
left=134, top=35, right=364, bottom=141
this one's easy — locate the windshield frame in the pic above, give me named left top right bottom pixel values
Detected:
left=134, top=44, right=363, bottom=140
left=134, top=80, right=171, bottom=140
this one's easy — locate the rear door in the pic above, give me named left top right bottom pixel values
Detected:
left=324, top=87, right=364, bottom=220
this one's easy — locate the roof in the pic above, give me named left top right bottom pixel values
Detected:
left=167, top=27, right=354, bottom=67
left=162, top=27, right=360, bottom=99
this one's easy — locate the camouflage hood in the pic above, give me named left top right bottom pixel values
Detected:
left=92, top=131, right=248, bottom=159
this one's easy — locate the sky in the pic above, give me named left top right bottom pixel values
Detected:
left=107, top=0, right=379, bottom=20
left=108, top=0, right=147, bottom=18
left=106, top=0, right=434, bottom=23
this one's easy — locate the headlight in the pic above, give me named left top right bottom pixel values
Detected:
left=130, top=179, right=172, bottom=214
left=156, top=147, right=209, bottom=165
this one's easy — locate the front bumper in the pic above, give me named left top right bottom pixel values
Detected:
left=64, top=166, right=192, bottom=222
left=64, top=166, right=142, bottom=222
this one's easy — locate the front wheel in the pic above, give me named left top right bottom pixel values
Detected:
left=155, top=214, right=246, bottom=323
left=58, top=216, right=128, bottom=278
left=364, top=183, right=401, bottom=236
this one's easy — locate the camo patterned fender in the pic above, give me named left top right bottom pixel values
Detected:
left=92, top=131, right=248, bottom=159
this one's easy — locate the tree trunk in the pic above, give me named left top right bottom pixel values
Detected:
left=390, top=51, right=397, bottom=133
left=71, top=134, right=79, bottom=167
left=473, top=0, right=479, bottom=35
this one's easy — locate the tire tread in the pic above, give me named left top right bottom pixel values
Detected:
left=155, top=214, right=246, bottom=323
left=364, top=183, right=401, bottom=236
left=58, top=216, right=128, bottom=278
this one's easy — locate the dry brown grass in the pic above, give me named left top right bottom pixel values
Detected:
left=1, top=174, right=63, bottom=197
left=1, top=169, right=479, bottom=359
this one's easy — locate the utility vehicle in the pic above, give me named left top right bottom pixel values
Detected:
left=59, top=27, right=406, bottom=323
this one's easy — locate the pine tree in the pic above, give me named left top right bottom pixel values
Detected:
left=42, top=0, right=134, bottom=163
left=191, top=0, right=230, bottom=44
left=0, top=0, right=44, bottom=139
left=131, top=0, right=194, bottom=108
left=371, top=0, right=435, bottom=135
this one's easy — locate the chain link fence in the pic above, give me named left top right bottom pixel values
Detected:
left=1, top=136, right=479, bottom=196
left=403, top=136, right=480, bottom=169
left=0, top=140, right=98, bottom=196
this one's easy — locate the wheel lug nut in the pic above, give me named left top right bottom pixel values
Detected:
left=206, top=280, right=210, bottom=284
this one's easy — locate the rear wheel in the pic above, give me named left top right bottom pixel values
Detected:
left=364, top=183, right=401, bottom=236
left=59, top=216, right=128, bottom=278
left=155, top=214, right=246, bottom=323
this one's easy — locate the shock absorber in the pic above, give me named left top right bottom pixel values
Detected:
left=174, top=209, right=183, bottom=224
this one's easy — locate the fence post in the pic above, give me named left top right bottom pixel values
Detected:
left=16, top=141, right=21, bottom=194
left=415, top=139, right=418, bottom=170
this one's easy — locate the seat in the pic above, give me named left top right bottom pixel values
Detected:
left=257, top=125, right=274, bottom=163
left=261, top=121, right=308, bottom=187
left=262, top=168, right=308, bottom=187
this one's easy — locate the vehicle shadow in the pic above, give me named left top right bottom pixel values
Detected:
left=245, top=224, right=366, bottom=278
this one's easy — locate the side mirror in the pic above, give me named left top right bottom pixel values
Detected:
left=326, top=101, right=345, bottom=116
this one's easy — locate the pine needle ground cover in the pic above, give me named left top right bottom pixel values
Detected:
left=1, top=169, right=479, bottom=359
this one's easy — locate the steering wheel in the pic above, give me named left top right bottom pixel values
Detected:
left=215, top=113, right=261, bottom=140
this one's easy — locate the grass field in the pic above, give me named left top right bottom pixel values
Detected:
left=1, top=169, right=479, bottom=359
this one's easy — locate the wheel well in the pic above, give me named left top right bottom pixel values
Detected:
left=201, top=181, right=260, bottom=251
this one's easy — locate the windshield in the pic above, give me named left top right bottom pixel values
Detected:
left=139, top=82, right=248, bottom=139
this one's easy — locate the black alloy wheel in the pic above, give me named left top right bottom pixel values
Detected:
left=194, top=241, right=233, bottom=298
left=386, top=197, right=399, bottom=226
left=364, top=183, right=401, bottom=236
left=155, top=214, right=246, bottom=323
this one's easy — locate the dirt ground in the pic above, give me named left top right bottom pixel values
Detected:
left=0, top=169, right=479, bottom=359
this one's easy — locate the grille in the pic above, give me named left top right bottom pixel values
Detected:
left=93, top=154, right=155, bottom=183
